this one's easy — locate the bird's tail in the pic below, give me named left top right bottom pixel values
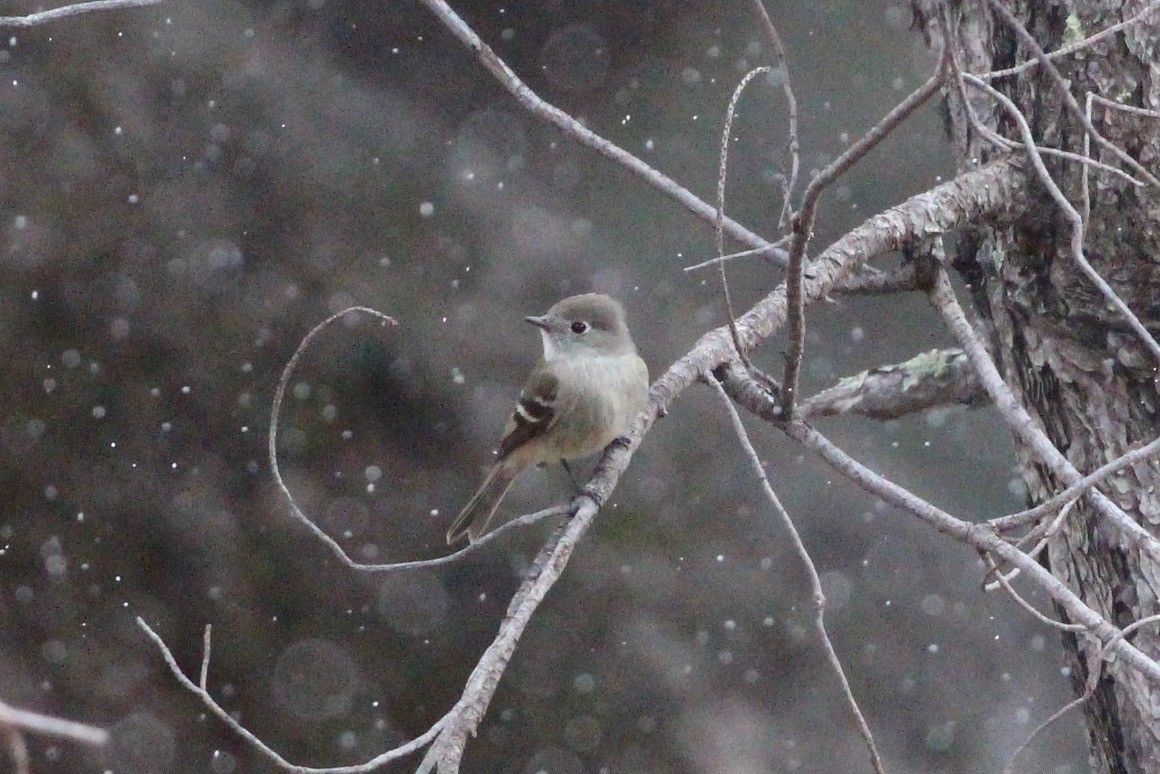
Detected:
left=446, top=463, right=519, bottom=544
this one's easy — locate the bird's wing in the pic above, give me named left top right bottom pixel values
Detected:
left=499, top=361, right=559, bottom=459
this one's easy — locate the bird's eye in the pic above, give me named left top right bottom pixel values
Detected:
left=571, top=321, right=589, bottom=334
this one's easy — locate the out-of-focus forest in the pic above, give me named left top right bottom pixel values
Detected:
left=0, top=0, right=1088, bottom=771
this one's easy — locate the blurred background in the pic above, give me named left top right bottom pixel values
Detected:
left=0, top=0, right=1087, bottom=771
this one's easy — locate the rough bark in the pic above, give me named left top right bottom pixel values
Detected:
left=915, top=0, right=1160, bottom=769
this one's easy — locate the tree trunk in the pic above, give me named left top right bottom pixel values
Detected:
left=915, top=0, right=1160, bottom=770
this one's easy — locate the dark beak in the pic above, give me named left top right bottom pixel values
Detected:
left=524, top=315, right=551, bottom=330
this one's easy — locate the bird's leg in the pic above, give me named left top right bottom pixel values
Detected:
left=560, top=459, right=583, bottom=494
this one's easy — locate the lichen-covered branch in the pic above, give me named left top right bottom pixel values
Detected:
left=798, top=348, right=982, bottom=420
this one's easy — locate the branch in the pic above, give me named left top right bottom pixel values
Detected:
left=717, top=363, right=1160, bottom=686
left=782, top=420, right=1160, bottom=682
left=414, top=497, right=603, bottom=772
left=958, top=72, right=1160, bottom=365
left=708, top=378, right=884, bottom=773
left=991, top=436, right=1160, bottom=533
left=927, top=269, right=1160, bottom=562
left=1002, top=611, right=1160, bottom=774
left=0, top=0, right=161, bottom=27
left=0, top=701, right=106, bottom=747
left=138, top=619, right=451, bottom=773
left=981, top=1, right=1160, bottom=81
left=797, top=348, right=982, bottom=421
left=416, top=0, right=782, bottom=260
left=780, top=68, right=946, bottom=417
left=583, top=157, right=1029, bottom=514
left=268, top=306, right=568, bottom=572
left=983, top=0, right=1160, bottom=191
left=747, top=0, right=799, bottom=226
left=717, top=66, right=772, bottom=365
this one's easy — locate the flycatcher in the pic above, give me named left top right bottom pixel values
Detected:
left=446, top=293, right=649, bottom=544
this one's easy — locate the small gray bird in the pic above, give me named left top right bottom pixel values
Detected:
left=446, top=293, right=649, bottom=544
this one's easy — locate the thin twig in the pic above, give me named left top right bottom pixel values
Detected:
left=983, top=500, right=1076, bottom=591
left=784, top=420, right=1160, bottom=681
left=0, top=701, right=106, bottom=746
left=199, top=624, right=212, bottom=690
left=982, top=1, right=1160, bottom=81
left=981, top=553, right=1086, bottom=632
left=780, top=68, right=945, bottom=417
left=1003, top=612, right=1160, bottom=774
left=928, top=269, right=1160, bottom=562
left=715, top=364, right=1160, bottom=682
left=984, top=0, right=1160, bottom=190
left=268, top=306, right=567, bottom=571
left=416, top=0, right=782, bottom=262
left=709, top=378, right=885, bottom=773
left=683, top=238, right=790, bottom=272
left=1, top=725, right=28, bottom=774
left=138, top=619, right=450, bottom=772
left=747, top=0, right=800, bottom=227
left=960, top=73, right=1160, bottom=367
left=1082, top=93, right=1094, bottom=225
left=991, top=436, right=1160, bottom=533
left=0, top=0, right=161, bottom=26
left=1088, top=93, right=1160, bottom=119
left=717, top=67, right=772, bottom=364
left=1001, top=695, right=1087, bottom=774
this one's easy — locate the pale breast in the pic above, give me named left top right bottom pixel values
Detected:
left=547, top=354, right=648, bottom=459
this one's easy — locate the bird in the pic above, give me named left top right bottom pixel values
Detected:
left=446, top=293, right=649, bottom=544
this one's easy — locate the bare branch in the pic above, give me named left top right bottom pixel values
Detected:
left=708, top=378, right=884, bottom=773
left=785, top=420, right=1160, bottom=680
left=1087, top=93, right=1160, bottom=120
left=715, top=364, right=1160, bottom=683
left=717, top=67, right=772, bottom=365
left=0, top=0, right=161, bottom=27
left=928, top=269, right=1160, bottom=562
left=199, top=624, right=212, bottom=691
left=1001, top=695, right=1087, bottom=774
left=416, top=499, right=602, bottom=773
left=683, top=238, right=790, bottom=272
left=0, top=700, right=106, bottom=747
left=138, top=619, right=450, bottom=772
left=959, top=73, right=1160, bottom=366
left=584, top=158, right=1030, bottom=519
left=1003, top=612, right=1160, bottom=774
left=1, top=725, right=28, bottom=774
left=981, top=553, right=1086, bottom=632
left=983, top=0, right=1160, bottom=190
left=416, top=0, right=781, bottom=261
left=991, top=436, right=1160, bottom=533
left=984, top=500, right=1076, bottom=591
left=982, top=1, right=1160, bottom=81
left=747, top=0, right=800, bottom=226
left=780, top=68, right=945, bottom=417
left=798, top=348, right=981, bottom=421
left=268, top=306, right=567, bottom=572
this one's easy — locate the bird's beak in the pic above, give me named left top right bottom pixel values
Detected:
left=524, top=315, right=551, bottom=331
